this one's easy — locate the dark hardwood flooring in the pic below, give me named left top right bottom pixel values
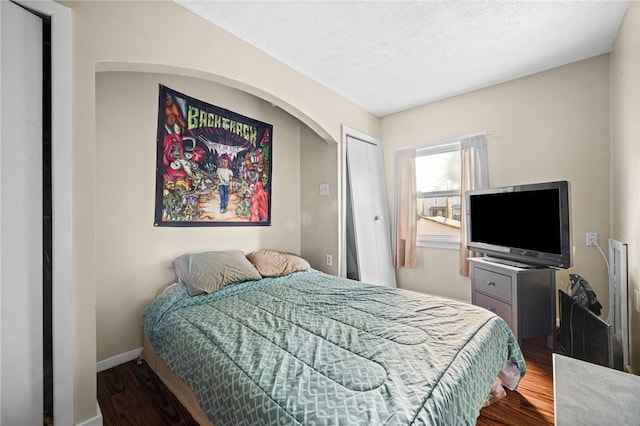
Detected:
left=98, top=358, right=198, bottom=426
left=98, top=337, right=556, bottom=425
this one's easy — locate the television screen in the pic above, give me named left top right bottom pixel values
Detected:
left=466, top=180, right=572, bottom=268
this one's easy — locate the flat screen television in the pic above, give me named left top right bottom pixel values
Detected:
left=465, top=180, right=572, bottom=268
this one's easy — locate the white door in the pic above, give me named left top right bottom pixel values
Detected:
left=0, top=1, right=44, bottom=423
left=344, top=133, right=396, bottom=288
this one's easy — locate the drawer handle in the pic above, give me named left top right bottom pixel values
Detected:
left=486, top=281, right=496, bottom=286
left=488, top=307, right=496, bottom=312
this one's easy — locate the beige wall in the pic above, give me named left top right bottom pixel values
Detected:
left=95, top=71, right=308, bottom=360
left=300, top=125, right=340, bottom=275
left=62, top=1, right=376, bottom=422
left=381, top=56, right=611, bottom=306
left=610, top=1, right=640, bottom=374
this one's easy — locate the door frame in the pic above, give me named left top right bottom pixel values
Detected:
left=1, top=4, right=43, bottom=422
left=6, top=1, right=75, bottom=423
left=339, top=125, right=383, bottom=279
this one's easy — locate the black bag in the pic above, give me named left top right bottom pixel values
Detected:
left=569, top=273, right=603, bottom=316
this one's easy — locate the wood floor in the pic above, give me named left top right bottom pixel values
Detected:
left=98, top=337, right=556, bottom=425
left=98, top=357, right=198, bottom=426
left=478, top=337, right=556, bottom=425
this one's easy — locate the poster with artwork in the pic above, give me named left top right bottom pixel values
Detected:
left=154, top=85, right=272, bottom=226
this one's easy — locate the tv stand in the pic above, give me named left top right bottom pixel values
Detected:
left=469, top=258, right=556, bottom=349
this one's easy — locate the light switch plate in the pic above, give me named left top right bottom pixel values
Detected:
left=319, top=183, right=329, bottom=196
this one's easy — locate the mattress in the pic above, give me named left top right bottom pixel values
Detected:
left=143, top=269, right=526, bottom=425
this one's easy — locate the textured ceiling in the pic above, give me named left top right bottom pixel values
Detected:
left=176, top=1, right=629, bottom=117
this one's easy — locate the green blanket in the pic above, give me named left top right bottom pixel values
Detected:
left=143, top=269, right=526, bottom=425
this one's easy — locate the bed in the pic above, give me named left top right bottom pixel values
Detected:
left=142, top=250, right=526, bottom=425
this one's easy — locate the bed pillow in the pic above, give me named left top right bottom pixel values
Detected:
left=246, top=249, right=310, bottom=277
left=172, top=250, right=262, bottom=296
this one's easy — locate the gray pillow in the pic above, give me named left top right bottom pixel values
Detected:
left=173, top=250, right=262, bottom=296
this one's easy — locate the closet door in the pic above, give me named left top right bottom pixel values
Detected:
left=0, top=2, right=44, bottom=423
left=345, top=135, right=396, bottom=288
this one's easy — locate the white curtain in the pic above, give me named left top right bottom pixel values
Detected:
left=459, top=134, right=488, bottom=276
left=393, top=148, right=417, bottom=268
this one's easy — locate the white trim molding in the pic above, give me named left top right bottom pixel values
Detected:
left=75, top=402, right=103, bottom=426
left=97, top=347, right=144, bottom=373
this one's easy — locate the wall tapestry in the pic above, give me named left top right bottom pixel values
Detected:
left=154, top=85, right=272, bottom=226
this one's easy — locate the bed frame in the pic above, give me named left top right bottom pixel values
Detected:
left=143, top=330, right=213, bottom=426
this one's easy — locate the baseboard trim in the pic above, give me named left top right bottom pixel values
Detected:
left=97, top=347, right=143, bottom=373
left=75, top=401, right=103, bottom=426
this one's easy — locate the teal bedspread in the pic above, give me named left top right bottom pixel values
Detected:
left=143, top=269, right=526, bottom=425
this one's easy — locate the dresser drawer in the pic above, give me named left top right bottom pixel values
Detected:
left=473, top=267, right=512, bottom=303
left=474, top=291, right=513, bottom=329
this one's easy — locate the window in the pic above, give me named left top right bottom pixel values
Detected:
left=416, top=141, right=461, bottom=249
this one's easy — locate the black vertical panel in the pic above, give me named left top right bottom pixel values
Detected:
left=42, top=17, right=53, bottom=422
